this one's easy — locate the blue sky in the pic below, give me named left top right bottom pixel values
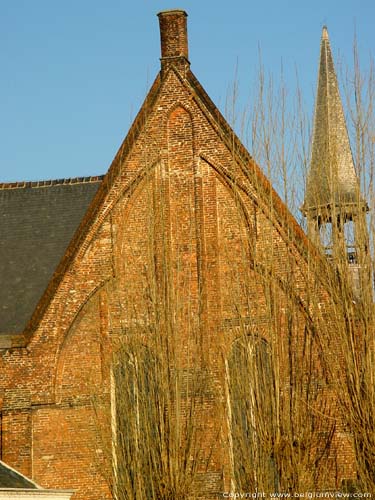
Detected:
left=1, top=0, right=374, bottom=182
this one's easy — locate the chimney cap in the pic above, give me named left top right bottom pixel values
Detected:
left=157, top=9, right=188, bottom=17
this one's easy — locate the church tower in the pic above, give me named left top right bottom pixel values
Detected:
left=302, top=27, right=369, bottom=296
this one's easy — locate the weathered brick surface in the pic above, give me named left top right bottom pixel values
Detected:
left=32, top=406, right=109, bottom=499
left=0, top=10, right=357, bottom=499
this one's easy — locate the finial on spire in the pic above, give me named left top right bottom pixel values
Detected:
left=322, top=25, right=329, bottom=41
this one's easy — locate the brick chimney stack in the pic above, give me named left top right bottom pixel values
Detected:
left=157, top=10, right=190, bottom=76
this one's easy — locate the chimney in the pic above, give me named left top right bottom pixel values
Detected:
left=157, top=10, right=190, bottom=75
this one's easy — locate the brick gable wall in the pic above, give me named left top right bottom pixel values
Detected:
left=0, top=16, right=357, bottom=500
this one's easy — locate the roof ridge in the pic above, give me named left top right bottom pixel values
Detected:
left=0, top=175, right=104, bottom=190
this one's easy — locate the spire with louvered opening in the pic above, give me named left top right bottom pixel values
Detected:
left=302, top=27, right=371, bottom=301
left=302, top=26, right=367, bottom=223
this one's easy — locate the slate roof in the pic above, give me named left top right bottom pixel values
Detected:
left=0, top=176, right=103, bottom=334
left=0, top=17, right=313, bottom=338
left=0, top=460, right=39, bottom=488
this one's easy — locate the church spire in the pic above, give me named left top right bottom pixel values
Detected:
left=302, top=27, right=369, bottom=298
left=302, top=26, right=367, bottom=225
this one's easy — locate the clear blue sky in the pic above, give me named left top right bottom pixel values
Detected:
left=1, top=0, right=374, bottom=182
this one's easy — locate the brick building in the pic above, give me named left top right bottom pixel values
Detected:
left=0, top=10, right=369, bottom=499
left=0, top=460, right=73, bottom=499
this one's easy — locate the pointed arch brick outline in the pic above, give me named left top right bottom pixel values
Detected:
left=199, top=153, right=257, bottom=264
left=53, top=159, right=162, bottom=403
left=54, top=281, right=110, bottom=404
left=199, top=154, right=322, bottom=343
left=49, top=131, right=324, bottom=413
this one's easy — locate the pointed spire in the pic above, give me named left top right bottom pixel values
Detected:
left=302, top=26, right=367, bottom=222
left=322, top=25, right=329, bottom=41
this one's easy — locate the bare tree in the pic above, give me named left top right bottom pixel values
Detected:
left=93, top=38, right=375, bottom=499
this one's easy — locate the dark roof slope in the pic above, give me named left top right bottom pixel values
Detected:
left=0, top=460, right=39, bottom=488
left=14, top=64, right=313, bottom=340
left=0, top=177, right=103, bottom=334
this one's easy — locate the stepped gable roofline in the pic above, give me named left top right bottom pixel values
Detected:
left=21, top=12, right=314, bottom=344
left=0, top=175, right=104, bottom=190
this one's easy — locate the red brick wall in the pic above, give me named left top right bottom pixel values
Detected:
left=0, top=64, right=355, bottom=499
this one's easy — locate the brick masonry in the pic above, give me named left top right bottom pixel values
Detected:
left=0, top=10, right=358, bottom=500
